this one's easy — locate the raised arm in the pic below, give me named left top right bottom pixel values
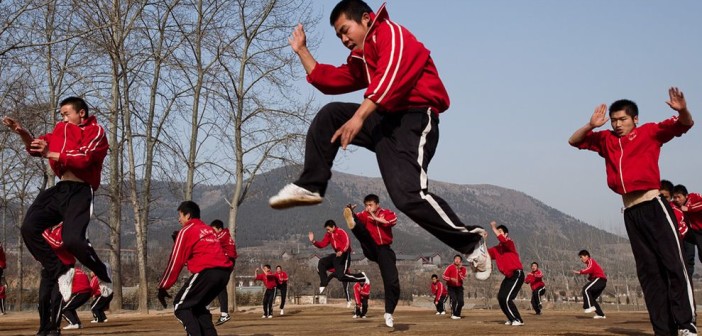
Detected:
left=289, top=24, right=317, bottom=75
left=666, top=87, right=693, bottom=126
left=2, top=116, right=37, bottom=150
left=568, top=104, right=609, bottom=146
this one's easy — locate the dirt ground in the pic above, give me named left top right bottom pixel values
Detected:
left=0, top=303, right=659, bottom=336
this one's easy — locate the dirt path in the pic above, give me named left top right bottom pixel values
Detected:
left=0, top=304, right=657, bottom=335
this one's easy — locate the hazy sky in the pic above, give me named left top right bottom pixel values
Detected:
left=294, top=1, right=702, bottom=235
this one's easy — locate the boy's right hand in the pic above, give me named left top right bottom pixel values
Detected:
left=2, top=116, right=20, bottom=131
left=288, top=24, right=307, bottom=54
left=589, top=104, right=609, bottom=128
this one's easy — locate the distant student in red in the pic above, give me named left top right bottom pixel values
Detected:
left=430, top=274, right=448, bottom=315
left=524, top=262, right=546, bottom=315
left=61, top=267, right=92, bottom=329
left=353, top=280, right=371, bottom=319
left=673, top=184, right=702, bottom=275
left=89, top=270, right=112, bottom=323
left=309, top=220, right=367, bottom=294
left=0, top=242, right=5, bottom=281
left=275, top=266, right=289, bottom=315
left=255, top=264, right=278, bottom=318
left=209, top=219, right=237, bottom=326
left=442, top=255, right=466, bottom=320
left=573, top=250, right=607, bottom=319
left=157, top=201, right=233, bottom=336
left=487, top=221, right=525, bottom=326
left=661, top=180, right=694, bottom=279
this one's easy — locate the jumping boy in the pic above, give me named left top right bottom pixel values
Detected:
left=572, top=250, right=607, bottom=319
left=271, top=0, right=490, bottom=280
left=568, top=87, right=696, bottom=335
left=89, top=270, right=113, bottom=323
left=442, top=255, right=466, bottom=320
left=254, top=265, right=278, bottom=318
left=353, top=279, right=370, bottom=319
left=343, top=194, right=399, bottom=327
left=2, top=97, right=112, bottom=303
left=210, top=219, right=238, bottom=325
left=524, top=262, right=546, bottom=315
left=157, top=201, right=233, bottom=336
left=275, top=266, right=289, bottom=315
left=309, top=220, right=368, bottom=294
left=487, top=221, right=525, bottom=326
left=430, top=274, right=448, bottom=315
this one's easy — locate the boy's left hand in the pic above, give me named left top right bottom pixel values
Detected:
left=666, top=87, right=687, bottom=112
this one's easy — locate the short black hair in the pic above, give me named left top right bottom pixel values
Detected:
left=210, top=219, right=224, bottom=229
left=59, top=96, right=90, bottom=117
left=673, top=184, right=689, bottom=196
left=324, top=220, right=337, bottom=228
left=609, top=99, right=638, bottom=118
left=431, top=274, right=438, bottom=279
left=263, top=264, right=271, bottom=270
left=453, top=254, right=462, bottom=261
left=660, top=180, right=674, bottom=193
left=330, top=0, right=372, bottom=26
left=531, top=262, right=539, bottom=267
left=276, top=265, right=282, bottom=269
left=578, top=250, right=590, bottom=257
left=177, top=200, right=201, bottom=219
left=364, top=194, right=380, bottom=204
left=497, top=225, right=509, bottom=234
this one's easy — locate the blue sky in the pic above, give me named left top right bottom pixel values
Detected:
left=296, top=1, right=702, bottom=235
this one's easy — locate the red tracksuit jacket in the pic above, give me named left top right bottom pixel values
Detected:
left=215, top=228, right=238, bottom=261
left=442, top=264, right=467, bottom=287
left=682, top=193, right=702, bottom=232
left=313, top=228, right=351, bottom=253
left=671, top=201, right=688, bottom=237
left=72, top=268, right=92, bottom=294
left=256, top=272, right=278, bottom=290
left=276, top=271, right=288, bottom=285
left=525, top=269, right=545, bottom=291
left=0, top=285, right=5, bottom=299
left=90, top=275, right=101, bottom=297
left=430, top=281, right=447, bottom=303
left=32, top=116, right=109, bottom=191
left=0, top=244, right=5, bottom=268
left=355, top=208, right=397, bottom=246
left=42, top=223, right=75, bottom=265
left=353, top=282, right=371, bottom=306
left=158, top=218, right=233, bottom=290
left=306, top=4, right=449, bottom=115
left=488, top=234, right=524, bottom=278
left=573, top=116, right=692, bottom=195
left=579, top=258, right=607, bottom=281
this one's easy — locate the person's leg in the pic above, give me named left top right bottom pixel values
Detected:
left=101, top=294, right=113, bottom=321
left=318, top=254, right=334, bottom=287
left=582, top=280, right=597, bottom=310
left=447, top=286, right=458, bottom=316
left=530, top=290, right=539, bottom=313
left=498, top=277, right=511, bottom=321
left=439, top=294, right=447, bottom=313
left=377, top=246, right=400, bottom=314
left=60, top=183, right=110, bottom=283
left=374, top=110, right=484, bottom=255
left=22, top=188, right=66, bottom=281
left=218, top=287, right=228, bottom=314
left=684, top=233, right=696, bottom=279
left=589, top=280, right=606, bottom=317
left=279, top=283, right=287, bottom=310
left=455, top=286, right=464, bottom=316
left=38, top=271, right=54, bottom=333
left=362, top=296, right=368, bottom=317
left=349, top=216, right=379, bottom=262
left=193, top=305, right=217, bottom=336
left=174, top=269, right=230, bottom=335
left=342, top=281, right=350, bottom=302
left=505, top=270, right=524, bottom=322
left=333, top=252, right=364, bottom=283
left=267, top=289, right=275, bottom=316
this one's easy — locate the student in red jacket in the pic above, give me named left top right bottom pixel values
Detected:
left=661, top=181, right=694, bottom=279
left=569, top=88, right=695, bottom=336
left=3, top=97, right=112, bottom=305
left=487, top=221, right=525, bottom=326
left=275, top=266, right=289, bottom=315
left=61, top=267, right=92, bottom=329
left=524, top=262, right=546, bottom=315
left=343, top=194, right=399, bottom=327
left=572, top=250, right=607, bottom=319
left=157, top=201, right=233, bottom=336
left=353, top=280, right=371, bottom=319
left=442, top=255, right=467, bottom=320
left=89, top=270, right=112, bottom=323
left=309, top=220, right=367, bottom=294
left=269, top=0, right=490, bottom=280
left=209, top=219, right=238, bottom=326
left=255, top=265, right=278, bottom=318
left=430, top=274, right=448, bottom=315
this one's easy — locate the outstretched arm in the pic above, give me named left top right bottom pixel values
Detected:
left=667, top=87, right=693, bottom=126
left=2, top=117, right=37, bottom=149
left=568, top=104, right=608, bottom=146
left=289, top=24, right=317, bottom=75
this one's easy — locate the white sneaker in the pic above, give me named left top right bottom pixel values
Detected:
left=679, top=329, right=698, bottom=336
left=436, top=312, right=441, bottom=315
left=269, top=184, right=322, bottom=209
left=593, top=315, right=606, bottom=319
left=504, top=320, right=512, bottom=325
left=512, top=320, right=524, bottom=326
left=353, top=314, right=358, bottom=319
left=343, top=207, right=356, bottom=229
left=451, top=315, right=461, bottom=320
left=262, top=315, right=267, bottom=318
left=63, top=324, right=81, bottom=330
left=90, top=319, right=99, bottom=323
left=584, top=307, right=596, bottom=314
left=58, top=267, right=75, bottom=301
left=361, top=316, right=367, bottom=319
left=267, top=315, right=273, bottom=318
left=280, top=309, right=284, bottom=315
left=466, top=237, right=491, bottom=280
left=346, top=301, right=352, bottom=308
left=384, top=313, right=394, bottom=328
left=361, top=272, right=370, bottom=285
left=319, top=286, right=325, bottom=294
left=440, top=311, right=446, bottom=315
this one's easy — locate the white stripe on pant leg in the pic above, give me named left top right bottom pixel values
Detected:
left=174, top=273, right=199, bottom=311
left=504, top=271, right=521, bottom=321
left=91, top=296, right=101, bottom=310
left=656, top=196, right=697, bottom=330
left=583, top=278, right=599, bottom=308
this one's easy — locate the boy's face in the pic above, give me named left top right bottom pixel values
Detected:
left=673, top=193, right=687, bottom=207
left=325, top=226, right=335, bottom=234
left=660, top=189, right=671, bottom=201
left=531, top=264, right=538, bottom=272
left=212, top=226, right=222, bottom=233
left=263, top=266, right=270, bottom=273
left=364, top=200, right=379, bottom=214
left=497, top=228, right=507, bottom=237
left=276, top=266, right=282, bottom=272
left=178, top=211, right=190, bottom=226
left=60, top=104, right=85, bottom=125
left=431, top=277, right=438, bottom=283
left=453, top=256, right=462, bottom=266
left=580, top=255, right=590, bottom=263
left=333, top=13, right=371, bottom=51
left=610, top=110, right=638, bottom=137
